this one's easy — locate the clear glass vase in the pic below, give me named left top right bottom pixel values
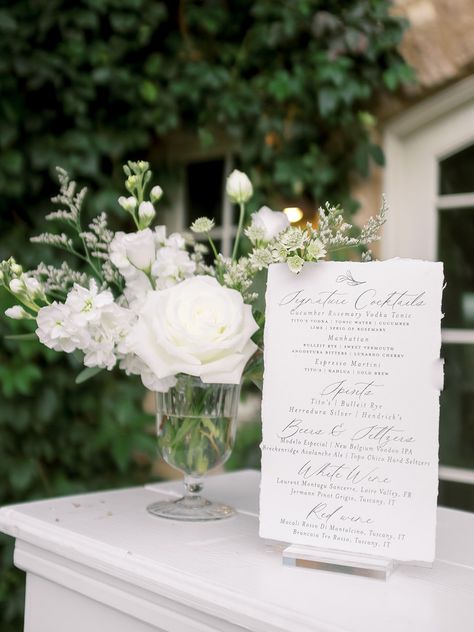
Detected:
left=147, top=374, right=241, bottom=521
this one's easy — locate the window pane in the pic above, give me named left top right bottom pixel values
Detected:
left=438, top=207, right=474, bottom=328
left=185, top=159, right=224, bottom=226
left=439, top=143, right=474, bottom=195
left=439, top=344, right=474, bottom=470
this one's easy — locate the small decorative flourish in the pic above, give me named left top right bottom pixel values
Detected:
left=336, top=270, right=367, bottom=286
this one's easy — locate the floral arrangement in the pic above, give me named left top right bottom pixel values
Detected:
left=0, top=161, right=386, bottom=391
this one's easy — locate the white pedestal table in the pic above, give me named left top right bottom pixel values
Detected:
left=0, top=470, right=473, bottom=632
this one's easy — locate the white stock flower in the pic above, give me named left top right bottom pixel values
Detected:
left=5, top=305, right=30, bottom=319
left=154, top=225, right=167, bottom=244
left=66, top=280, right=114, bottom=326
left=165, top=232, right=186, bottom=249
left=150, top=186, right=163, bottom=202
left=81, top=303, right=132, bottom=371
left=36, top=302, right=87, bottom=353
left=151, top=248, right=196, bottom=289
left=226, top=170, right=253, bottom=204
left=110, top=229, right=156, bottom=272
left=250, top=206, right=290, bottom=242
left=127, top=276, right=258, bottom=388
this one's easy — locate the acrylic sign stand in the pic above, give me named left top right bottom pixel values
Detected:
left=282, top=544, right=398, bottom=580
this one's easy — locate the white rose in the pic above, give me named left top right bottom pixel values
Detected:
left=250, top=206, right=290, bottom=242
left=226, top=169, right=253, bottom=204
left=127, top=276, right=259, bottom=388
left=109, top=229, right=156, bottom=272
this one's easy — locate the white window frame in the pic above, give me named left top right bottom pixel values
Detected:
left=383, top=74, right=474, bottom=487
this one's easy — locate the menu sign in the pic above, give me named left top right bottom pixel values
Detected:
left=260, top=260, right=444, bottom=562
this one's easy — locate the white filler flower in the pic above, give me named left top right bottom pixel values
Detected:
left=127, top=276, right=258, bottom=388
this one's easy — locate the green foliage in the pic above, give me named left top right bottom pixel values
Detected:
left=0, top=2, right=411, bottom=628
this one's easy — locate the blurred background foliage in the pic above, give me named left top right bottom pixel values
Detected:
left=0, top=0, right=411, bottom=629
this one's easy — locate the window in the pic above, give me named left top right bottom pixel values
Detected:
left=437, top=143, right=474, bottom=505
left=170, top=154, right=236, bottom=258
left=383, top=76, right=474, bottom=510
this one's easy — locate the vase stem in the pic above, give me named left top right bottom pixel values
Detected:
left=182, top=475, right=206, bottom=508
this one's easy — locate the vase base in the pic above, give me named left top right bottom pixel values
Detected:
left=147, top=497, right=236, bottom=521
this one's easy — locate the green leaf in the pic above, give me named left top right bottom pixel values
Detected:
left=368, top=143, right=385, bottom=167
left=75, top=366, right=103, bottom=384
left=317, top=88, right=338, bottom=117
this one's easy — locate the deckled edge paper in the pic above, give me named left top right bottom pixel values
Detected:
left=259, top=259, right=444, bottom=563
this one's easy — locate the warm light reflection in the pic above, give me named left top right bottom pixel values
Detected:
left=283, top=206, right=303, bottom=223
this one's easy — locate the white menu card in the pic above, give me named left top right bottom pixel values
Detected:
left=260, top=260, right=444, bottom=562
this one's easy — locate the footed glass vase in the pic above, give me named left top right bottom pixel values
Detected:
left=147, top=374, right=241, bottom=521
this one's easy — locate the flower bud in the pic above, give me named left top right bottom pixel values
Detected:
left=118, top=196, right=138, bottom=213
left=24, top=276, right=42, bottom=297
left=150, top=185, right=163, bottom=203
left=137, top=161, right=149, bottom=171
left=226, top=169, right=253, bottom=204
left=138, top=201, right=156, bottom=228
left=125, top=175, right=138, bottom=192
left=9, top=278, right=24, bottom=294
left=11, top=263, right=23, bottom=276
left=5, top=305, right=31, bottom=320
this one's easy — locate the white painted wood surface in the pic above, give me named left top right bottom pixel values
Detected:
left=0, top=470, right=473, bottom=632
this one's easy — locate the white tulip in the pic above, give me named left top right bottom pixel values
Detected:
left=226, top=169, right=253, bottom=204
left=250, top=206, right=290, bottom=242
